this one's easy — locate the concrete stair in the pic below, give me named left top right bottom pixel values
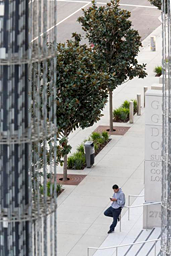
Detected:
left=115, top=228, right=161, bottom=256
left=92, top=191, right=161, bottom=256
left=93, top=228, right=161, bottom=256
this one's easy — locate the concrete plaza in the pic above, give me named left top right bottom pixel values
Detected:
left=57, top=20, right=162, bottom=256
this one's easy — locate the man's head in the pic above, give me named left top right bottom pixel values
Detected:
left=112, top=184, right=119, bottom=193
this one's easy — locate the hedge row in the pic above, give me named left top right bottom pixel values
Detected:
left=113, top=100, right=137, bottom=122
left=40, top=182, right=63, bottom=197
left=68, top=131, right=109, bottom=170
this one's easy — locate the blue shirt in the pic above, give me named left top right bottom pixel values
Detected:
left=111, top=188, right=125, bottom=209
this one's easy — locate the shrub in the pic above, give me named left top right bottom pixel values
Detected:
left=113, top=107, right=129, bottom=122
left=73, top=152, right=86, bottom=169
left=67, top=155, right=75, bottom=169
left=121, top=100, right=137, bottom=114
left=94, top=143, right=99, bottom=151
left=77, top=144, right=84, bottom=154
left=93, top=137, right=105, bottom=151
left=154, top=66, right=162, bottom=77
left=122, top=99, right=137, bottom=114
left=133, top=100, right=137, bottom=114
left=91, top=132, right=101, bottom=141
left=56, top=183, right=63, bottom=195
left=91, top=132, right=107, bottom=152
left=67, top=152, right=86, bottom=170
left=40, top=182, right=62, bottom=197
left=122, top=100, right=129, bottom=109
left=68, top=131, right=109, bottom=169
left=102, top=131, right=109, bottom=142
left=97, top=137, right=105, bottom=144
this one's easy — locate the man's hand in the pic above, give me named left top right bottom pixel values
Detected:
left=110, top=198, right=117, bottom=201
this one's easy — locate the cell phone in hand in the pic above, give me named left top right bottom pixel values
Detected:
left=110, top=198, right=113, bottom=200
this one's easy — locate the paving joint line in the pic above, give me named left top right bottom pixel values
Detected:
left=95, top=136, right=123, bottom=165
left=126, top=159, right=144, bottom=181
left=32, top=1, right=159, bottom=43
left=65, top=206, right=108, bottom=256
left=32, top=2, right=90, bottom=42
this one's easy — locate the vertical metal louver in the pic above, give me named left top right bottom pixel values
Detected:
left=161, top=0, right=171, bottom=255
left=0, top=0, right=57, bottom=255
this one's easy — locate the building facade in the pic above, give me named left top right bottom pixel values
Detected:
left=0, top=1, right=57, bottom=255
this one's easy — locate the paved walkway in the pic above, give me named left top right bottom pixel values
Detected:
left=57, top=23, right=162, bottom=256
left=92, top=191, right=161, bottom=256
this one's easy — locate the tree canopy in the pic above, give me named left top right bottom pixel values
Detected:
left=149, top=0, right=161, bottom=9
left=148, top=0, right=168, bottom=12
left=78, top=0, right=147, bottom=131
left=54, top=34, right=109, bottom=180
left=56, top=34, right=109, bottom=137
left=78, top=0, right=147, bottom=92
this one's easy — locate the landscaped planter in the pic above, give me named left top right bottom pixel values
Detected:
left=67, top=131, right=110, bottom=170
left=154, top=66, right=162, bottom=77
left=113, top=100, right=137, bottom=123
left=40, top=181, right=63, bottom=197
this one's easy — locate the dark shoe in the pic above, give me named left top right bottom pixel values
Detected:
left=107, top=230, right=114, bottom=234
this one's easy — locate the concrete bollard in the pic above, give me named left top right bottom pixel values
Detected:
left=129, top=101, right=134, bottom=124
left=144, top=86, right=148, bottom=107
left=150, top=36, right=156, bottom=51
left=137, top=94, right=141, bottom=116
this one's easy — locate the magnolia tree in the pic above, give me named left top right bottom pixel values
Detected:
left=149, top=0, right=161, bottom=9
left=78, top=0, right=147, bottom=131
left=55, top=35, right=109, bottom=181
left=148, top=0, right=167, bottom=12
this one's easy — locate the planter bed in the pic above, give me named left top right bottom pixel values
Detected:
left=67, top=131, right=111, bottom=170
left=94, top=125, right=130, bottom=136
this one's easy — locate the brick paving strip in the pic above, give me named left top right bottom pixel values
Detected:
left=94, top=125, right=130, bottom=135
left=57, top=174, right=87, bottom=185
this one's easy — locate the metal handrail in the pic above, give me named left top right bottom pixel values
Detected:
left=125, top=201, right=161, bottom=207
left=120, top=201, right=161, bottom=228
left=119, top=201, right=161, bottom=233
left=87, top=238, right=161, bottom=256
left=87, top=201, right=162, bottom=255
left=128, top=194, right=144, bottom=220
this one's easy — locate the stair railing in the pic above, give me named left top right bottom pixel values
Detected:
left=88, top=201, right=161, bottom=255
left=119, top=201, right=161, bottom=232
left=87, top=238, right=161, bottom=256
left=128, top=194, right=144, bottom=220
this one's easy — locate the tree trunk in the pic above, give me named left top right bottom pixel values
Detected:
left=109, top=89, right=113, bottom=132
left=63, top=154, right=68, bottom=181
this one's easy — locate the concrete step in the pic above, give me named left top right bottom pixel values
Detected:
left=112, top=228, right=161, bottom=256
left=146, top=240, right=160, bottom=256
left=114, top=230, right=144, bottom=256
left=92, top=190, right=161, bottom=256
left=92, top=194, right=144, bottom=256
left=139, top=227, right=161, bottom=256
left=122, top=228, right=155, bottom=256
